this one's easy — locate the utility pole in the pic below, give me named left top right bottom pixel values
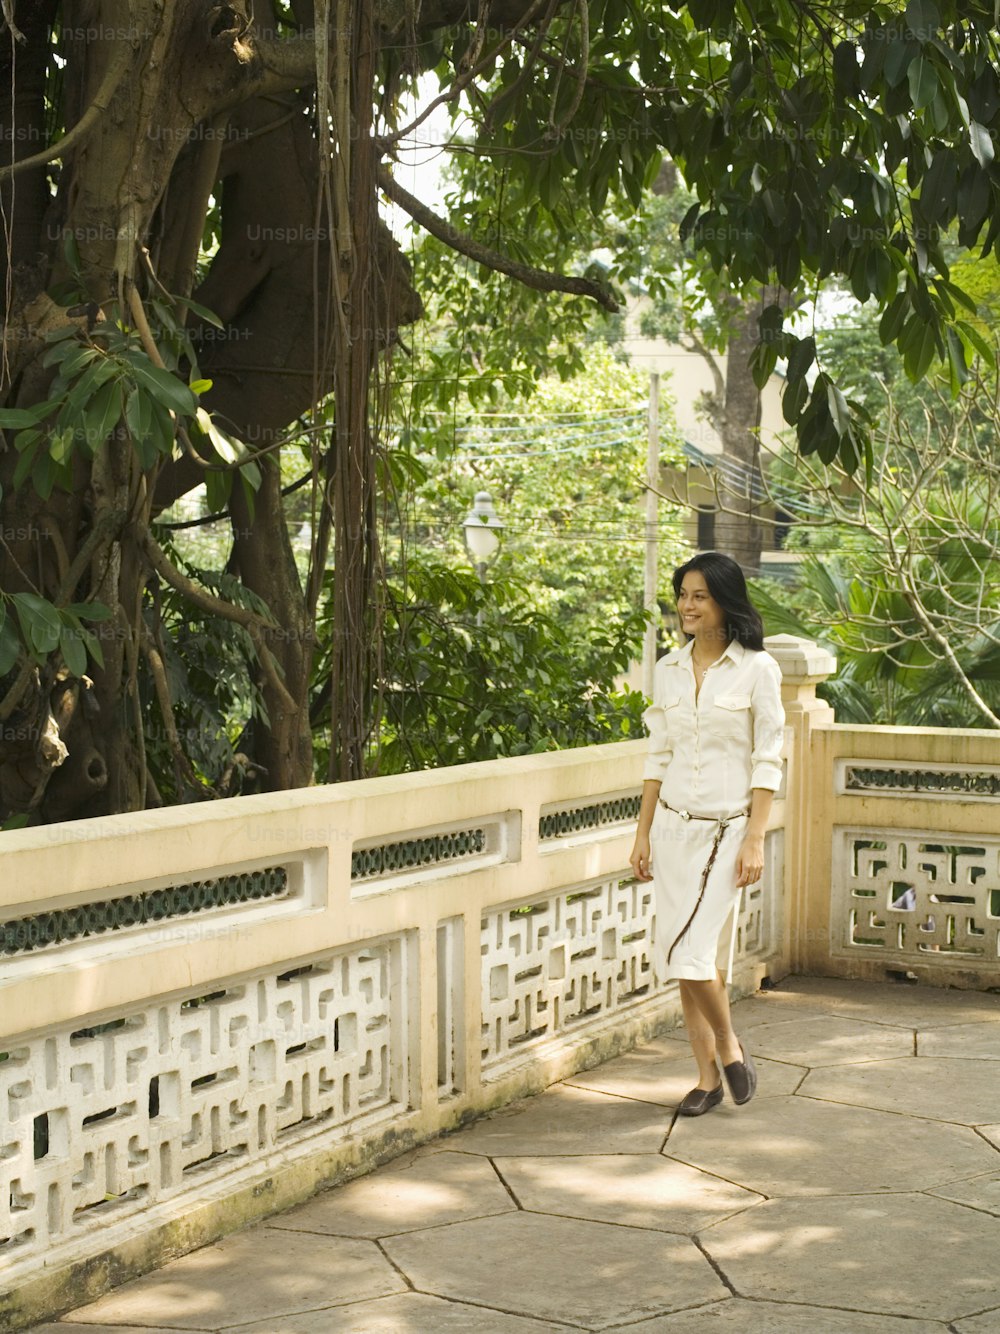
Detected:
left=643, top=373, right=660, bottom=699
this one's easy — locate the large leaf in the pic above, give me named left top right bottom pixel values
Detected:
left=80, top=378, right=123, bottom=453
left=0, top=404, right=54, bottom=429
left=59, top=623, right=88, bottom=676
left=13, top=592, right=62, bottom=657
left=122, top=353, right=198, bottom=417
left=0, top=606, right=20, bottom=674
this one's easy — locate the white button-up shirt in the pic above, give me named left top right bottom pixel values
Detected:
left=642, top=639, right=785, bottom=816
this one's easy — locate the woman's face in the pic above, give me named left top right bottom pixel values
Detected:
left=677, top=570, right=727, bottom=642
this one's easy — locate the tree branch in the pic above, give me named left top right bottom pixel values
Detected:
left=140, top=619, right=213, bottom=796
left=377, top=165, right=619, bottom=311
left=0, top=0, right=25, bottom=43
left=242, top=33, right=320, bottom=101
left=0, top=38, right=132, bottom=182
left=386, top=0, right=553, bottom=146
left=683, top=327, right=726, bottom=406
left=136, top=523, right=298, bottom=714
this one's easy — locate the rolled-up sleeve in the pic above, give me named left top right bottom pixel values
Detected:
left=749, top=657, right=785, bottom=791
left=642, top=700, right=672, bottom=783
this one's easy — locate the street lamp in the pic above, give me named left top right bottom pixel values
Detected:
left=462, top=491, right=504, bottom=580
left=462, top=492, right=504, bottom=626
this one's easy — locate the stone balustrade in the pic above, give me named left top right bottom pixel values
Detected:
left=2, top=632, right=1000, bottom=1328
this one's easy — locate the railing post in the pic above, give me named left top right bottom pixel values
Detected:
left=764, top=634, right=837, bottom=976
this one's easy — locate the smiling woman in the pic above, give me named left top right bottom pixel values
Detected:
left=629, top=551, right=784, bottom=1118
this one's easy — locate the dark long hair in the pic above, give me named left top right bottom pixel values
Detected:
left=672, top=551, right=765, bottom=651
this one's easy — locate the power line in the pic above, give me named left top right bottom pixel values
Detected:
left=423, top=406, right=647, bottom=421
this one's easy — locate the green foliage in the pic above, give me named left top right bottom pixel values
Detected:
left=315, top=347, right=690, bottom=775
left=752, top=546, right=1000, bottom=728
left=396, top=341, right=688, bottom=645
left=360, top=552, right=650, bottom=773
left=403, top=1, right=1000, bottom=473
left=0, top=285, right=261, bottom=690
left=406, top=196, right=616, bottom=420
left=0, top=592, right=110, bottom=677
left=0, top=278, right=259, bottom=503
left=139, top=543, right=271, bottom=802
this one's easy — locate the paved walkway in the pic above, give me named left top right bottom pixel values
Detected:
left=31, top=976, right=1000, bottom=1334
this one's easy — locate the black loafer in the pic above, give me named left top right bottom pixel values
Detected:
left=722, top=1042, right=757, bottom=1105
left=678, top=1082, right=724, bottom=1116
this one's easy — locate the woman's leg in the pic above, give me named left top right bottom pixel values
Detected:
left=678, top=978, right=723, bottom=1090
left=683, top=970, right=742, bottom=1069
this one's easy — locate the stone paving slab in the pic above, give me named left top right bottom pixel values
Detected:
left=927, top=1169, right=1000, bottom=1217
left=701, top=1192, right=1000, bottom=1322
left=61, top=1228, right=404, bottom=1329
left=801, top=1056, right=1000, bottom=1124
left=700, top=991, right=854, bottom=1030
left=768, top=976, right=1000, bottom=1027
left=266, top=1149, right=515, bottom=1238
left=918, top=1021, right=1000, bottom=1059
left=954, top=1307, right=1000, bottom=1333
left=495, top=1153, right=762, bottom=1232
left=564, top=1041, right=804, bottom=1103
left=666, top=1093, right=999, bottom=1195
left=381, top=1211, right=728, bottom=1330
left=619, top=1297, right=951, bottom=1332
left=225, top=1293, right=566, bottom=1333
left=28, top=977, right=1000, bottom=1334
left=745, top=1015, right=914, bottom=1065
left=437, top=1081, right=671, bottom=1157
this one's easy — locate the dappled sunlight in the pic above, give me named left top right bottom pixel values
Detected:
left=709, top=1219, right=842, bottom=1258
left=747, top=1015, right=913, bottom=1066
left=494, top=1150, right=761, bottom=1236
left=24, top=975, right=1000, bottom=1329
left=704, top=1192, right=1000, bottom=1321
left=270, top=1151, right=514, bottom=1235
left=63, top=1226, right=403, bottom=1327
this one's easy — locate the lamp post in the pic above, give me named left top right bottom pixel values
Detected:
left=462, top=491, right=504, bottom=624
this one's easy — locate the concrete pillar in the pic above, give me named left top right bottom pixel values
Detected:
left=764, top=634, right=837, bottom=976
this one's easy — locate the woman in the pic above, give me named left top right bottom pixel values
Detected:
left=629, top=551, right=784, bottom=1116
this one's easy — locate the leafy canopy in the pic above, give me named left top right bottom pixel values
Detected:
left=412, top=0, right=1000, bottom=476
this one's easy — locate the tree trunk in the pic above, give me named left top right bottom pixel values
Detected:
left=713, top=299, right=765, bottom=577
left=0, top=0, right=420, bottom=818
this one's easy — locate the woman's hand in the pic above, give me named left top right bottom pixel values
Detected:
left=735, top=832, right=765, bottom=887
left=630, top=831, right=653, bottom=882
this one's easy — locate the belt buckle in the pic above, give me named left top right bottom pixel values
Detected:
left=678, top=808, right=691, bottom=821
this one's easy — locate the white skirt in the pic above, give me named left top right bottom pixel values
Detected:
left=649, top=803, right=746, bottom=983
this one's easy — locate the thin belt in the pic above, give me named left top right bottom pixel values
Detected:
left=659, top=800, right=749, bottom=823
left=658, top=801, right=748, bottom=966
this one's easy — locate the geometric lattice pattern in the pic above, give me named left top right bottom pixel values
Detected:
left=0, top=937, right=406, bottom=1262
left=835, top=829, right=1000, bottom=966
left=480, top=843, right=781, bottom=1072
left=538, top=793, right=643, bottom=842
left=843, top=764, right=1000, bottom=799
left=352, top=828, right=490, bottom=882
left=0, top=868, right=289, bottom=957
left=733, top=828, right=782, bottom=964
left=480, top=877, right=656, bottom=1071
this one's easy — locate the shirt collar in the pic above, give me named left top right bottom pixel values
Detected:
left=680, top=637, right=745, bottom=665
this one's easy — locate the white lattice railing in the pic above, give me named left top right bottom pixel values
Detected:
left=793, top=719, right=1000, bottom=985
left=18, top=631, right=1000, bottom=1326
left=3, top=940, right=406, bottom=1255
left=0, top=743, right=785, bottom=1328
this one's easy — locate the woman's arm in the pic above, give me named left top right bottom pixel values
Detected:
left=735, top=787, right=774, bottom=887
left=737, top=654, right=785, bottom=887
left=629, top=778, right=662, bottom=882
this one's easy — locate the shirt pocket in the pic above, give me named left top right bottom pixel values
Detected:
left=709, top=692, right=752, bottom=739
left=661, top=693, right=684, bottom=736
